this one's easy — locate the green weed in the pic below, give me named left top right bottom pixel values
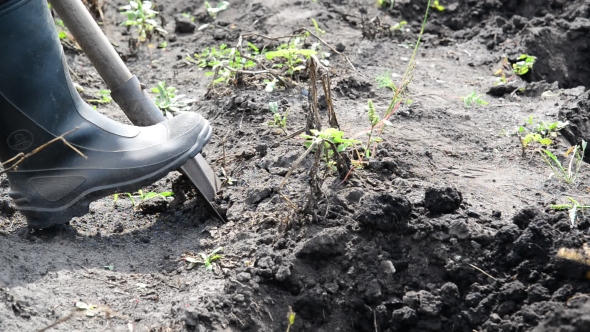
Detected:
left=390, top=21, right=408, bottom=32
left=265, top=39, right=318, bottom=76
left=366, top=100, right=392, bottom=158
left=375, top=71, right=397, bottom=91
left=151, top=82, right=196, bottom=117
left=114, top=189, right=174, bottom=207
left=376, top=0, right=394, bottom=9
left=205, top=1, right=229, bottom=18
left=54, top=19, right=69, bottom=40
left=514, top=116, right=568, bottom=149
left=541, top=141, right=586, bottom=185
left=187, top=44, right=256, bottom=85
left=551, top=197, right=590, bottom=227
left=183, top=247, right=224, bottom=271
left=76, top=302, right=98, bottom=317
left=268, top=102, right=288, bottom=131
left=120, top=0, right=167, bottom=43
left=301, top=128, right=361, bottom=171
left=463, top=91, right=489, bottom=108
left=87, top=90, right=113, bottom=105
left=431, top=0, right=445, bottom=11
left=513, top=54, right=536, bottom=76
left=286, top=307, right=296, bottom=332
left=187, top=37, right=317, bottom=86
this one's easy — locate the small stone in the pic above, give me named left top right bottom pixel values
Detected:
left=380, top=260, right=396, bottom=275
left=174, top=15, right=196, bottom=33
left=449, top=220, right=470, bottom=240
left=417, top=290, right=443, bottom=317
left=424, top=187, right=462, bottom=214
left=275, top=266, right=291, bottom=282
left=335, top=43, right=346, bottom=52
left=325, top=282, right=339, bottom=294
left=257, top=256, right=274, bottom=269
left=233, top=294, right=245, bottom=303
left=246, top=186, right=272, bottom=204
left=236, top=272, right=251, bottom=282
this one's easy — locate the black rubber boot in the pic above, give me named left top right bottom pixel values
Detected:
left=0, top=0, right=211, bottom=228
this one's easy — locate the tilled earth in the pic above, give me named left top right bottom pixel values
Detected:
left=2, top=0, right=590, bottom=331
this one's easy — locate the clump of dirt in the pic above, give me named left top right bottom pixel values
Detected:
left=3, top=0, right=590, bottom=331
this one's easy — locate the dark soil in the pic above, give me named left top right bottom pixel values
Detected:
left=3, top=0, right=590, bottom=331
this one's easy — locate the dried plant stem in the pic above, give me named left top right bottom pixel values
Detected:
left=1, top=127, right=85, bottom=175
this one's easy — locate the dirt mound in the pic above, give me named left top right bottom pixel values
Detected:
left=391, top=0, right=590, bottom=88
left=3, top=0, right=590, bottom=331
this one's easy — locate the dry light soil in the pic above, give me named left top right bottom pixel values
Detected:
left=3, top=0, right=590, bottom=331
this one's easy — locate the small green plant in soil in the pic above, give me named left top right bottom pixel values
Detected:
left=513, top=54, right=537, bottom=76
left=463, top=91, right=489, bottom=108
left=183, top=247, right=224, bottom=271
left=366, top=99, right=392, bottom=158
left=286, top=307, right=296, bottom=332
left=188, top=38, right=316, bottom=86
left=151, top=82, right=196, bottom=118
left=87, top=89, right=113, bottom=105
left=390, top=21, right=408, bottom=32
left=302, top=128, right=361, bottom=171
left=114, top=189, right=174, bottom=207
left=54, top=18, right=69, bottom=40
left=541, top=141, right=586, bottom=185
left=265, top=38, right=318, bottom=76
left=119, top=0, right=167, bottom=43
left=205, top=1, right=229, bottom=18
left=268, top=101, right=288, bottom=132
left=376, top=0, right=395, bottom=9
left=431, top=0, right=445, bottom=11
left=181, top=12, right=195, bottom=21
left=375, top=70, right=397, bottom=91
left=512, top=116, right=568, bottom=150
left=76, top=302, right=98, bottom=317
left=187, top=44, right=257, bottom=85
left=551, top=197, right=590, bottom=227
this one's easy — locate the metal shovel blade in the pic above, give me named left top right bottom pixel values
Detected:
left=49, top=0, right=225, bottom=221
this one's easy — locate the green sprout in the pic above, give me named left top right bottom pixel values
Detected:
left=366, top=99, right=392, bottom=158
left=431, top=0, right=445, bottom=11
left=183, top=247, right=224, bottom=271
left=265, top=39, right=318, bottom=76
left=268, top=101, right=288, bottom=132
left=390, top=21, right=408, bottom=32
left=205, top=1, right=229, bottom=18
left=513, top=54, right=536, bottom=76
left=54, top=19, right=69, bottom=40
left=286, top=307, right=296, bottom=332
left=151, top=82, right=196, bottom=118
left=187, top=44, right=257, bottom=85
left=301, top=128, right=361, bottom=171
left=114, top=189, right=174, bottom=207
left=541, top=141, right=587, bottom=185
left=119, top=0, right=167, bottom=43
left=87, top=90, right=113, bottom=105
left=551, top=197, right=590, bottom=227
left=513, top=116, right=568, bottom=150
left=75, top=302, right=98, bottom=317
left=376, top=0, right=394, bottom=9
left=375, top=71, right=397, bottom=91
left=463, top=91, right=489, bottom=108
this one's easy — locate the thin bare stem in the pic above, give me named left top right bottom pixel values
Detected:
left=1, top=127, right=85, bottom=175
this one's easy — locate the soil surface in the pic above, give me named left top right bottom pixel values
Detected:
left=3, top=0, right=590, bottom=331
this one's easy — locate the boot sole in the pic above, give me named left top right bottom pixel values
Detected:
left=20, top=123, right=212, bottom=229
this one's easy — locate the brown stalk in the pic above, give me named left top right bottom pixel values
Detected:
left=1, top=127, right=85, bottom=175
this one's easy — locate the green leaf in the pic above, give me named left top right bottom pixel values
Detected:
left=537, top=137, right=553, bottom=146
